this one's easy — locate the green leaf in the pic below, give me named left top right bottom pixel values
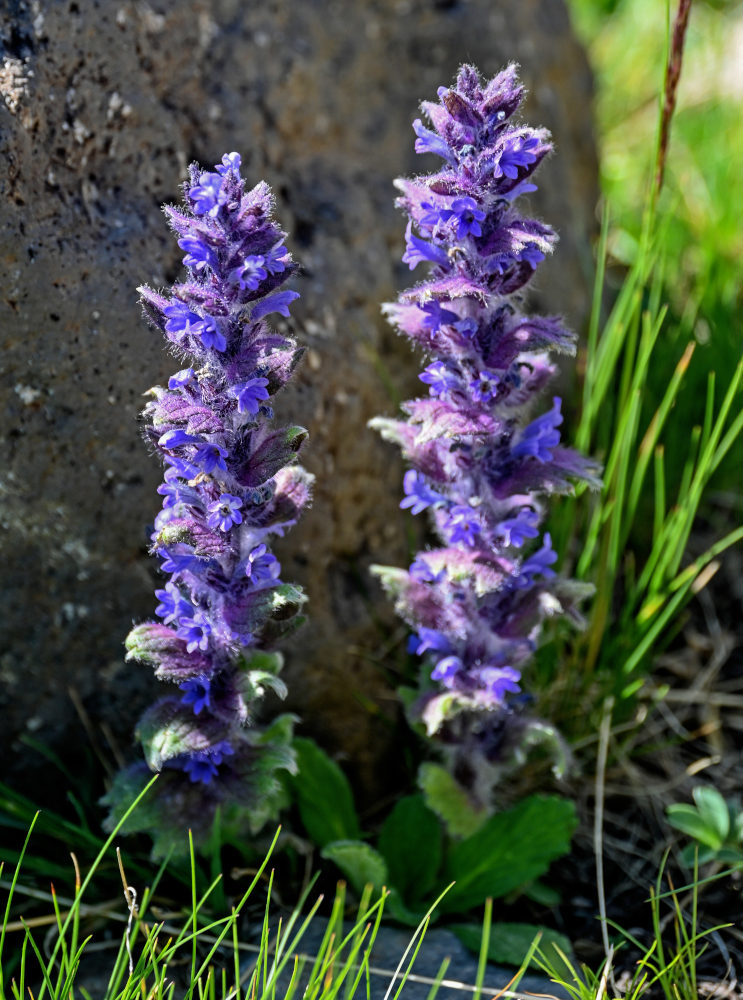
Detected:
left=733, top=810, right=743, bottom=844
left=384, top=890, right=432, bottom=927
left=523, top=880, right=561, bottom=907
left=290, top=738, right=361, bottom=848
left=417, top=763, right=487, bottom=839
left=378, top=795, right=442, bottom=902
left=321, top=840, right=388, bottom=896
left=692, top=787, right=730, bottom=843
left=239, top=650, right=284, bottom=675
left=438, top=796, right=577, bottom=912
left=666, top=804, right=723, bottom=849
left=453, top=922, right=574, bottom=971
left=269, top=583, right=307, bottom=621
left=679, top=843, right=719, bottom=868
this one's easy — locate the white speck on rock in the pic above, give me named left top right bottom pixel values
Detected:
left=14, top=383, right=42, bottom=405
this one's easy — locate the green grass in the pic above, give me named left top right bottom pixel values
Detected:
left=0, top=803, right=547, bottom=1000
left=532, top=0, right=743, bottom=738
left=535, top=852, right=732, bottom=1000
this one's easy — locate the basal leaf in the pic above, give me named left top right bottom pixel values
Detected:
left=321, top=840, right=388, bottom=897
left=290, top=737, right=361, bottom=848
left=667, top=803, right=723, bottom=849
left=438, top=795, right=576, bottom=912
left=692, top=787, right=730, bottom=843
left=378, top=794, right=442, bottom=902
left=417, top=763, right=487, bottom=838
left=453, top=922, right=573, bottom=971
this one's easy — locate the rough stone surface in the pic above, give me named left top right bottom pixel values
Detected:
left=0, top=0, right=598, bottom=803
left=265, top=920, right=571, bottom=1000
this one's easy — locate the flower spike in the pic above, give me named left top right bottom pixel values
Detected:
left=103, top=154, right=312, bottom=857
left=371, top=65, right=600, bottom=804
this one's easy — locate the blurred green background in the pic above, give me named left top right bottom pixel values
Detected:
left=568, top=0, right=742, bottom=497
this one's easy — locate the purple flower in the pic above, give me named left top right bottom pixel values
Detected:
left=409, top=558, right=446, bottom=583
left=455, top=317, right=478, bottom=338
left=181, top=741, right=234, bottom=784
left=155, top=581, right=192, bottom=624
left=420, top=300, right=459, bottom=334
left=193, top=315, right=226, bottom=352
left=443, top=505, right=482, bottom=546
left=244, top=544, right=281, bottom=585
left=420, top=360, right=458, bottom=398
left=158, top=429, right=202, bottom=450
left=492, top=136, right=540, bottom=180
left=497, top=508, right=540, bottom=547
left=518, top=244, right=545, bottom=268
left=265, top=243, right=289, bottom=274
left=410, top=627, right=452, bottom=657
left=177, top=609, right=212, bottom=652
left=252, top=290, right=300, bottom=320
left=179, top=675, right=212, bottom=715
left=158, top=544, right=200, bottom=575
left=399, top=470, right=447, bottom=515
left=189, top=172, right=227, bottom=217
left=512, top=397, right=563, bottom=462
left=412, top=119, right=456, bottom=164
left=229, top=255, right=268, bottom=292
left=215, top=151, right=241, bottom=175
left=517, top=534, right=558, bottom=585
left=469, top=370, right=500, bottom=403
left=207, top=493, right=243, bottom=532
left=479, top=666, right=521, bottom=701
left=403, top=222, right=450, bottom=271
left=230, top=377, right=270, bottom=415
left=192, top=441, right=228, bottom=474
left=438, top=197, right=485, bottom=239
left=168, top=367, right=196, bottom=389
left=178, top=236, right=217, bottom=274
left=431, top=655, right=463, bottom=685
left=164, top=302, right=204, bottom=342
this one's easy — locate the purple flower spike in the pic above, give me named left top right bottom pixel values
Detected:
left=372, top=65, right=601, bottom=786
left=106, top=152, right=312, bottom=855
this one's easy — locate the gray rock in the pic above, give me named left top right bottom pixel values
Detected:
left=252, top=920, right=570, bottom=1000
left=0, top=0, right=598, bottom=800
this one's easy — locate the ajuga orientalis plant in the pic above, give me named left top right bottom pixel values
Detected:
left=371, top=64, right=601, bottom=806
left=104, top=152, right=312, bottom=857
